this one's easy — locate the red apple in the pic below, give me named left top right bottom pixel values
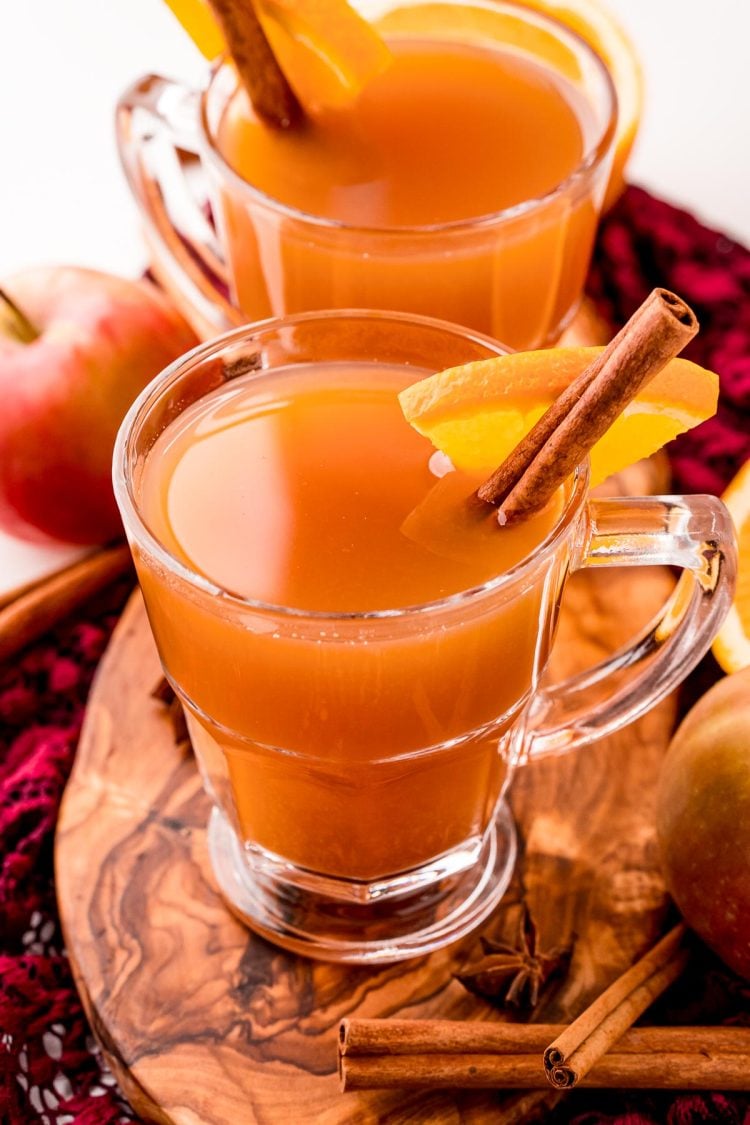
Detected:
left=0, top=266, right=198, bottom=544
left=656, top=666, right=750, bottom=980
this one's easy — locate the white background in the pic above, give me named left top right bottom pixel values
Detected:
left=1, top=0, right=748, bottom=590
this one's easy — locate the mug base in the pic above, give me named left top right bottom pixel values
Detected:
left=207, top=802, right=517, bottom=964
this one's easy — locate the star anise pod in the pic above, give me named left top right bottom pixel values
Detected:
left=455, top=905, right=573, bottom=1010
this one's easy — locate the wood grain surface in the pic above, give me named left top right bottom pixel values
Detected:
left=55, top=456, right=679, bottom=1125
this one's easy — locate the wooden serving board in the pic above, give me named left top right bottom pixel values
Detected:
left=56, top=456, right=679, bottom=1125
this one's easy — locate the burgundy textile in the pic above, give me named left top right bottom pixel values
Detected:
left=587, top=186, right=750, bottom=498
left=0, top=582, right=136, bottom=1124
left=1, top=187, right=749, bottom=1124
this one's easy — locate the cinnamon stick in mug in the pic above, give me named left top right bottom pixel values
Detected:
left=477, top=288, right=699, bottom=519
left=207, top=0, right=301, bottom=128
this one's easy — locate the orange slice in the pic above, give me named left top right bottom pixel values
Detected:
left=377, top=0, right=641, bottom=211
left=712, top=459, right=750, bottom=673
left=399, top=347, right=718, bottom=488
left=256, top=0, right=392, bottom=112
left=163, top=0, right=391, bottom=113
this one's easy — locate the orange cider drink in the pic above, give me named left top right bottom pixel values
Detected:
left=210, top=15, right=614, bottom=349
left=137, top=361, right=562, bottom=877
left=118, top=1, right=617, bottom=348
left=115, top=311, right=737, bottom=962
left=118, top=312, right=574, bottom=959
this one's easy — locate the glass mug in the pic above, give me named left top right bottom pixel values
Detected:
left=116, top=0, right=616, bottom=348
left=113, top=310, right=736, bottom=964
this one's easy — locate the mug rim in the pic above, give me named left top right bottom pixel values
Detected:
left=197, top=0, right=618, bottom=237
left=113, top=308, right=590, bottom=622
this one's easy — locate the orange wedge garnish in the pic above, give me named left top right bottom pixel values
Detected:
left=399, top=347, right=718, bottom=488
left=256, top=0, right=392, bottom=113
left=712, top=459, right=750, bottom=673
left=163, top=0, right=391, bottom=113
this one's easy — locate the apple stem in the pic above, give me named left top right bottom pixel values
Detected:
left=0, top=287, right=39, bottom=344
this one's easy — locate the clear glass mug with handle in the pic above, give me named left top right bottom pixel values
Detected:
left=115, top=0, right=617, bottom=347
left=113, top=309, right=736, bottom=964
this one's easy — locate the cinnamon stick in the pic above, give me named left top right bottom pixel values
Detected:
left=340, top=1020, right=750, bottom=1058
left=339, top=1044, right=750, bottom=1092
left=477, top=289, right=698, bottom=519
left=543, top=922, right=689, bottom=1088
left=207, top=0, right=301, bottom=129
left=0, top=544, right=132, bottom=664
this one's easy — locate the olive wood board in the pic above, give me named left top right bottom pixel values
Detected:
left=53, top=451, right=702, bottom=1124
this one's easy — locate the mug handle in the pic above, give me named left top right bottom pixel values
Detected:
left=525, top=494, right=736, bottom=759
left=115, top=73, right=243, bottom=339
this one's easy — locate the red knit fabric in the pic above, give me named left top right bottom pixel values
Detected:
left=0, top=587, right=136, bottom=1124
left=1, top=187, right=749, bottom=1124
left=587, top=186, right=750, bottom=497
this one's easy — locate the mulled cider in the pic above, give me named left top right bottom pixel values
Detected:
left=135, top=356, right=564, bottom=881
left=115, top=312, right=737, bottom=962
left=203, top=1, right=616, bottom=348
